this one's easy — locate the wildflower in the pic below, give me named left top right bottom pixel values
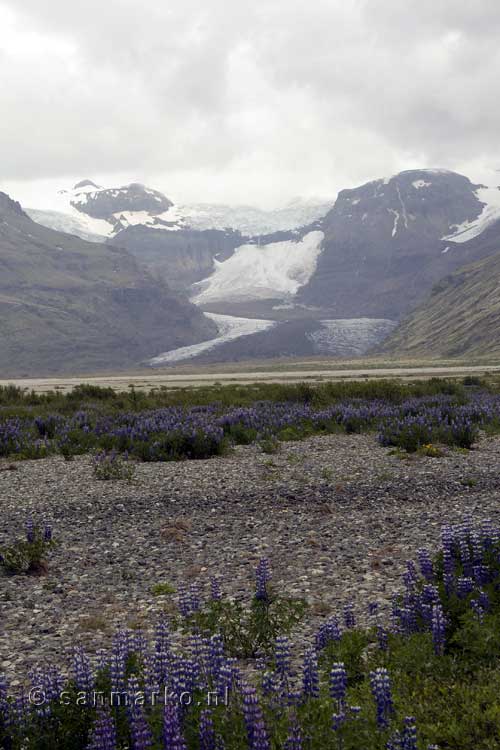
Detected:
left=86, top=711, right=117, bottom=750
left=377, top=625, right=388, bottom=651
left=417, top=548, right=434, bottom=582
left=284, top=717, right=303, bottom=750
left=329, top=662, right=347, bottom=704
left=343, top=601, right=355, bottom=629
left=315, top=617, right=341, bottom=650
left=25, top=518, right=34, bottom=544
left=163, top=702, right=187, bottom=750
left=241, top=683, right=270, bottom=750
left=275, top=636, right=291, bottom=678
left=255, top=558, right=272, bottom=601
left=210, top=576, right=222, bottom=601
left=199, top=709, right=216, bottom=750
left=302, top=648, right=319, bottom=699
left=370, top=668, right=394, bottom=728
left=431, top=603, right=446, bottom=655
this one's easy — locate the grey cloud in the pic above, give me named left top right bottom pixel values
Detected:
left=1, top=0, right=499, bottom=206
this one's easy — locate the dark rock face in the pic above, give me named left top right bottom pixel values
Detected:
left=110, top=226, right=245, bottom=290
left=72, top=183, right=173, bottom=220
left=298, top=170, right=488, bottom=319
left=0, top=191, right=26, bottom=218
left=0, top=191, right=215, bottom=376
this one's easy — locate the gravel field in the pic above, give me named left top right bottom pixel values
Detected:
left=2, top=431, right=500, bottom=685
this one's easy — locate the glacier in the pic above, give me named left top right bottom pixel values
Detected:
left=149, top=313, right=275, bottom=364
left=193, top=231, right=324, bottom=304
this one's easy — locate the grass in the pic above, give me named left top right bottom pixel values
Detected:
left=0, top=377, right=475, bottom=419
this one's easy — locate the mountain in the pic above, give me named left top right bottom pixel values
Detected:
left=27, top=183, right=332, bottom=291
left=297, top=170, right=500, bottom=318
left=0, top=192, right=215, bottom=376
left=379, top=217, right=500, bottom=359
left=22, top=170, right=500, bottom=367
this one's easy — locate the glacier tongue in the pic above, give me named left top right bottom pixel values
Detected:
left=149, top=313, right=275, bottom=364
left=193, top=231, right=324, bottom=304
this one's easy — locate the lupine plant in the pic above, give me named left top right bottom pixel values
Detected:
left=0, top=518, right=54, bottom=575
left=176, top=559, right=307, bottom=658
left=2, top=519, right=500, bottom=747
left=92, top=450, right=135, bottom=482
left=0, top=388, right=498, bottom=462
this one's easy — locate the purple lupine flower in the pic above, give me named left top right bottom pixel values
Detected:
left=417, top=548, right=434, bottom=582
left=241, top=683, right=270, bottom=750
left=401, top=716, right=418, bottom=750
left=315, top=616, right=341, bottom=650
left=368, top=601, right=379, bottom=617
left=329, top=663, right=347, bottom=704
left=72, top=647, right=94, bottom=693
left=332, top=711, right=346, bottom=731
left=155, top=617, right=171, bottom=654
left=25, top=517, right=34, bottom=544
left=456, top=576, right=475, bottom=598
left=343, top=602, right=355, bottom=629
left=0, top=673, right=10, bottom=728
left=275, top=636, right=291, bottom=678
left=13, top=689, right=29, bottom=730
left=441, top=524, right=455, bottom=582
left=199, top=708, right=216, bottom=750
left=255, top=558, right=272, bottom=601
left=163, top=702, right=187, bottom=750
left=301, top=648, right=319, bottom=699
left=43, top=523, right=52, bottom=543
left=127, top=675, right=153, bottom=750
left=377, top=625, right=388, bottom=651
left=370, top=668, right=394, bottom=728
left=431, top=603, right=446, bottom=655
left=471, top=591, right=490, bottom=622
left=403, top=561, right=418, bottom=594
left=210, top=576, right=222, bottom=601
left=86, top=711, right=117, bottom=750
left=472, top=564, right=490, bottom=586
left=284, top=717, right=303, bottom=750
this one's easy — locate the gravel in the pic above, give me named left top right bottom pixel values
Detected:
left=1, top=431, right=500, bottom=685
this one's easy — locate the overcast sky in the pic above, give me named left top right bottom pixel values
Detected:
left=1, top=0, right=500, bottom=209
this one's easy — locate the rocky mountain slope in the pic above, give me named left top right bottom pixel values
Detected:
left=0, top=192, right=215, bottom=376
left=23, top=170, right=500, bottom=366
left=297, top=170, right=500, bottom=318
left=379, top=218, right=500, bottom=359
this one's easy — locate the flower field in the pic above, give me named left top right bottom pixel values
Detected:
left=1, top=388, right=500, bottom=461
left=2, top=516, right=500, bottom=748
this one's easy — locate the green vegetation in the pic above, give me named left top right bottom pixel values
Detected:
left=0, top=376, right=474, bottom=419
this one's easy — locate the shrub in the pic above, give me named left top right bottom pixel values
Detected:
left=0, top=519, right=54, bottom=575
left=92, top=450, right=135, bottom=481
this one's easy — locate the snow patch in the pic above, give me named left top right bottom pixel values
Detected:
left=412, top=179, right=432, bottom=190
left=149, top=313, right=275, bottom=364
left=192, top=231, right=324, bottom=304
left=442, top=186, right=500, bottom=243
left=387, top=209, right=400, bottom=238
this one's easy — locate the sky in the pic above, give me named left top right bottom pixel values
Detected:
left=1, top=0, right=500, bottom=210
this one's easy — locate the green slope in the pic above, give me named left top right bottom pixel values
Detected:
left=380, top=242, right=500, bottom=358
left=0, top=193, right=215, bottom=376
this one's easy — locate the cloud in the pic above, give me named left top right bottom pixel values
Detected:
left=1, top=0, right=499, bottom=207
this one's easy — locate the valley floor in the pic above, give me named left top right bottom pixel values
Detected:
left=2, top=430, right=500, bottom=685
left=2, top=361, right=500, bottom=393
